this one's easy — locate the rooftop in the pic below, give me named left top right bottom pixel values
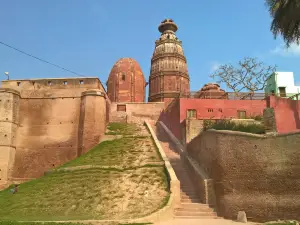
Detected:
left=2, top=77, right=99, bottom=82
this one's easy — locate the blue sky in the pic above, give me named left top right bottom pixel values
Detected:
left=1, top=0, right=300, bottom=96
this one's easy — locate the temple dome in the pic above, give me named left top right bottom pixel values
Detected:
left=200, top=83, right=224, bottom=92
left=195, top=83, right=226, bottom=99
left=107, top=58, right=146, bottom=103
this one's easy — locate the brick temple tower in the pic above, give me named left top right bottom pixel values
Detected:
left=106, top=58, right=146, bottom=102
left=148, top=19, right=190, bottom=104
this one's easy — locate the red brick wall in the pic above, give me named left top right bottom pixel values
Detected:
left=161, top=98, right=266, bottom=142
left=267, top=96, right=300, bottom=133
left=179, top=98, right=267, bottom=122
left=107, top=58, right=146, bottom=103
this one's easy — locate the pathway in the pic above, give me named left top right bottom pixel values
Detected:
left=151, top=122, right=217, bottom=219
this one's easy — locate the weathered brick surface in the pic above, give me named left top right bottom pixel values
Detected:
left=110, top=102, right=165, bottom=123
left=187, top=130, right=300, bottom=222
left=0, top=78, right=109, bottom=180
left=148, top=19, right=190, bottom=104
left=185, top=119, right=203, bottom=143
left=0, top=89, right=20, bottom=183
left=159, top=98, right=181, bottom=140
left=107, top=58, right=146, bottom=103
left=263, top=108, right=277, bottom=133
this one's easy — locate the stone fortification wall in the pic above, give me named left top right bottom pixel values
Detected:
left=0, top=88, right=20, bottom=184
left=187, top=129, right=300, bottom=222
left=0, top=78, right=108, bottom=182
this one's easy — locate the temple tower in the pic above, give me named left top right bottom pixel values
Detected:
left=148, top=19, right=190, bottom=104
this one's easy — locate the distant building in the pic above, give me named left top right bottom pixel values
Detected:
left=265, top=72, right=300, bottom=99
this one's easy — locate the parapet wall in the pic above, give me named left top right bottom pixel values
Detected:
left=187, top=129, right=300, bottom=222
left=110, top=102, right=165, bottom=123
left=0, top=77, right=109, bottom=183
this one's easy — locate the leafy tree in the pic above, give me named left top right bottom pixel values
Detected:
left=210, top=57, right=277, bottom=93
left=266, top=0, right=300, bottom=47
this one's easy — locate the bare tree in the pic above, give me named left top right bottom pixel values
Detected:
left=210, top=57, right=277, bottom=93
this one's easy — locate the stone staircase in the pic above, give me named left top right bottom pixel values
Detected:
left=152, top=122, right=217, bottom=219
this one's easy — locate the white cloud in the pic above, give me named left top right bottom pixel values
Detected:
left=210, top=61, right=221, bottom=73
left=271, top=43, right=300, bottom=56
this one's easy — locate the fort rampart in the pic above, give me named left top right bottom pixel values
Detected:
left=0, top=77, right=109, bottom=184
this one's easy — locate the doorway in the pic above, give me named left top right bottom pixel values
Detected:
left=279, top=87, right=286, bottom=97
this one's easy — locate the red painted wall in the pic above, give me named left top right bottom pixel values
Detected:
left=267, top=96, right=300, bottom=133
left=179, top=98, right=267, bottom=122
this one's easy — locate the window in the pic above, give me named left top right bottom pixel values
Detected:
left=17, top=82, right=21, bottom=86
left=117, top=104, right=126, bottom=112
left=48, top=81, right=52, bottom=86
left=279, top=87, right=286, bottom=97
left=121, top=74, right=126, bottom=81
left=63, top=81, right=68, bottom=85
left=187, top=109, right=197, bottom=119
left=80, top=80, right=84, bottom=84
left=237, top=110, right=246, bottom=119
left=208, top=108, right=213, bottom=112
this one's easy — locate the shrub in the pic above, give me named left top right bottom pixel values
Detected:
left=247, top=114, right=263, bottom=121
left=203, top=119, right=265, bottom=134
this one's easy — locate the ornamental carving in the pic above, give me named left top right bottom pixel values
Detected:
left=148, top=19, right=190, bottom=102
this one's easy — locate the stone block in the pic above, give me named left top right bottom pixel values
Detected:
left=237, top=211, right=247, bottom=223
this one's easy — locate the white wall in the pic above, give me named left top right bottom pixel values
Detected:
left=276, top=72, right=299, bottom=94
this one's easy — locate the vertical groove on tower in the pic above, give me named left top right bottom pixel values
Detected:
left=148, top=19, right=190, bottom=103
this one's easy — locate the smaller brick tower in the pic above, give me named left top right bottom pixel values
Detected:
left=148, top=19, right=190, bottom=105
left=106, top=58, right=146, bottom=103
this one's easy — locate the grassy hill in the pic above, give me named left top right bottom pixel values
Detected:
left=0, top=123, right=169, bottom=222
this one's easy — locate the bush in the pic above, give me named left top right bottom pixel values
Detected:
left=247, top=114, right=263, bottom=121
left=203, top=119, right=265, bottom=134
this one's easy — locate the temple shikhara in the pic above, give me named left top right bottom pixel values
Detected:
left=148, top=19, right=190, bottom=104
left=0, top=19, right=299, bottom=223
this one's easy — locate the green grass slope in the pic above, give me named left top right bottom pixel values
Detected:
left=0, top=123, right=169, bottom=222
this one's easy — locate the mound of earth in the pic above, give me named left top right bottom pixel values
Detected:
left=0, top=123, right=169, bottom=221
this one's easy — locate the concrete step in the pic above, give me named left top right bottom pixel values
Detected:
left=175, top=206, right=213, bottom=213
left=181, top=198, right=202, bottom=203
left=174, top=210, right=217, bottom=217
left=180, top=190, right=198, bottom=194
left=179, top=203, right=212, bottom=210
left=174, top=214, right=218, bottom=219
left=181, top=193, right=201, bottom=199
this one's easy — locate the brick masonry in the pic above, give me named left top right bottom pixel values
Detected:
left=0, top=78, right=109, bottom=183
left=110, top=102, right=165, bottom=124
left=107, top=58, right=146, bottom=103
left=187, top=129, right=300, bottom=222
